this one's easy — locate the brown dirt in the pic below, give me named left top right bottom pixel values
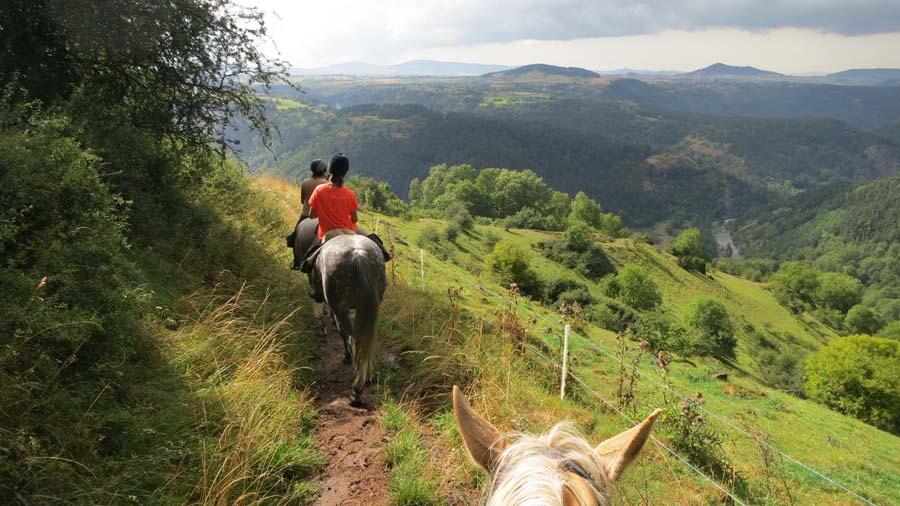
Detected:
left=311, top=312, right=389, bottom=506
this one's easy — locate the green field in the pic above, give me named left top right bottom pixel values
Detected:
left=286, top=187, right=900, bottom=505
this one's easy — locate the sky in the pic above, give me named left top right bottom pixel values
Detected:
left=247, top=0, right=900, bottom=73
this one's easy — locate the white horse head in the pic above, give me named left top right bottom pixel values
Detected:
left=453, top=386, right=661, bottom=506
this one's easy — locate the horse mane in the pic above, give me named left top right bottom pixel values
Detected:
left=486, top=423, right=610, bottom=506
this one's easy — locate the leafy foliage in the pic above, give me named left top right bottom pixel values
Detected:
left=683, top=297, right=736, bottom=359
left=485, top=242, right=541, bottom=297
left=806, top=335, right=900, bottom=433
left=671, top=227, right=711, bottom=273
left=605, top=263, right=662, bottom=311
left=844, top=305, right=883, bottom=335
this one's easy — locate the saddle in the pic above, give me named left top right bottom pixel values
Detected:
left=299, top=232, right=391, bottom=274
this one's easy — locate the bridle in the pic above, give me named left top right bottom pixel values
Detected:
left=561, top=459, right=602, bottom=494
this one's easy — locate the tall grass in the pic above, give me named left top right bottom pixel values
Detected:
left=174, top=287, right=323, bottom=505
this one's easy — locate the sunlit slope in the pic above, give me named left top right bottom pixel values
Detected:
left=257, top=175, right=899, bottom=504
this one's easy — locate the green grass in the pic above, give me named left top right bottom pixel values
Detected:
left=255, top=177, right=900, bottom=505
left=380, top=401, right=445, bottom=506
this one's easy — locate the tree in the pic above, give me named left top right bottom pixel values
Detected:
left=607, top=264, right=662, bottom=311
left=806, top=335, right=900, bottom=433
left=845, top=305, right=882, bottom=335
left=568, top=191, right=603, bottom=228
left=683, top=298, right=735, bottom=358
left=877, top=321, right=900, bottom=340
left=671, top=228, right=710, bottom=273
left=771, top=262, right=820, bottom=309
left=563, top=221, right=594, bottom=252
left=814, top=272, right=862, bottom=314
left=1, top=0, right=289, bottom=150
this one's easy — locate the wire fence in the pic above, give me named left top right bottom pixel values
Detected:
left=377, top=226, right=876, bottom=505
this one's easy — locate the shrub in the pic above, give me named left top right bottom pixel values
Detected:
left=670, top=227, right=710, bottom=273
left=486, top=242, right=541, bottom=297
left=444, top=220, right=462, bottom=242
left=417, top=225, right=443, bottom=248
left=538, top=240, right=615, bottom=280
left=845, top=305, right=883, bottom=335
left=663, top=394, right=738, bottom=485
left=585, top=298, right=639, bottom=333
left=806, top=335, right=900, bottom=433
left=445, top=201, right=474, bottom=231
left=683, top=298, right=736, bottom=359
left=563, top=221, right=593, bottom=252
left=482, top=231, right=500, bottom=251
left=633, top=311, right=695, bottom=355
left=605, top=264, right=662, bottom=311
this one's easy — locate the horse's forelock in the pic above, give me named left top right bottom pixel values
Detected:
left=486, top=423, right=610, bottom=506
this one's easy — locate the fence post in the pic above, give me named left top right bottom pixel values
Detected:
left=419, top=248, right=425, bottom=290
left=560, top=324, right=570, bottom=399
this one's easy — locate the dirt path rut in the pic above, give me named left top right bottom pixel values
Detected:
left=312, top=312, right=389, bottom=505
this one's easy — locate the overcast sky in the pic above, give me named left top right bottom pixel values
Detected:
left=248, top=0, right=900, bottom=73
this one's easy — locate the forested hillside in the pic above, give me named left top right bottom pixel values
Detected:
left=604, top=78, right=900, bottom=130
left=234, top=91, right=898, bottom=232
left=737, top=174, right=900, bottom=322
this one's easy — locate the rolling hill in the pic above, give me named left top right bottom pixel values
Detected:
left=682, top=62, right=783, bottom=79
left=827, top=68, right=900, bottom=84
left=482, top=63, right=600, bottom=79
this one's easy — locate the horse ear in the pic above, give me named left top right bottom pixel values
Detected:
left=452, top=385, right=504, bottom=472
left=595, top=408, right=662, bottom=482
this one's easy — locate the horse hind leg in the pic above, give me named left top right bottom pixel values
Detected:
left=331, top=306, right=354, bottom=365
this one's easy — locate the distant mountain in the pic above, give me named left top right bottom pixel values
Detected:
left=291, top=60, right=513, bottom=77
left=596, top=68, right=681, bottom=77
left=482, top=64, right=600, bottom=78
left=827, top=68, right=900, bottom=83
left=683, top=63, right=783, bottom=79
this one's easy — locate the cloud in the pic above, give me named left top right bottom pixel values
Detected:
left=251, top=0, right=900, bottom=65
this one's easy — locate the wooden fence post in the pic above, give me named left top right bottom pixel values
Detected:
left=560, top=324, right=570, bottom=399
left=419, top=248, right=425, bottom=290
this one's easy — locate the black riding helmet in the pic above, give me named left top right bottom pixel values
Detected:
left=310, top=159, right=327, bottom=176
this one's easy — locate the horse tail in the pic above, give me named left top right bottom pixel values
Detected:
left=350, top=249, right=383, bottom=393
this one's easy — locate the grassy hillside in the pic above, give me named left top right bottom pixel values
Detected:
left=259, top=176, right=900, bottom=505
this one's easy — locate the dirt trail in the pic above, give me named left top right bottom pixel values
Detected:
left=311, top=311, right=389, bottom=506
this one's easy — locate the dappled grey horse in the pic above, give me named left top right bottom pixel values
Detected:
left=294, top=218, right=385, bottom=403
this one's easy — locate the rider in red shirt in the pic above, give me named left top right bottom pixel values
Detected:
left=308, top=153, right=358, bottom=240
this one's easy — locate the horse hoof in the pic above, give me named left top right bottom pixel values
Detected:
left=350, top=397, right=371, bottom=410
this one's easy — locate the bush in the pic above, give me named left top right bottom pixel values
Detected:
left=486, top=242, right=542, bottom=297
left=605, top=263, right=662, bottom=311
left=544, top=279, right=590, bottom=305
left=585, top=298, right=639, bottom=333
left=806, top=335, right=900, bottom=433
left=538, top=240, right=615, bottom=280
left=683, top=298, right=736, bottom=359
left=633, top=311, right=695, bottom=355
left=845, top=305, right=883, bottom=335
left=670, top=227, right=710, bottom=273
left=771, top=262, right=820, bottom=310
left=444, top=221, right=462, bottom=242
left=444, top=201, right=474, bottom=231
left=563, top=221, right=594, bottom=252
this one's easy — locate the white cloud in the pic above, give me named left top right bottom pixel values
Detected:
left=247, top=0, right=900, bottom=71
